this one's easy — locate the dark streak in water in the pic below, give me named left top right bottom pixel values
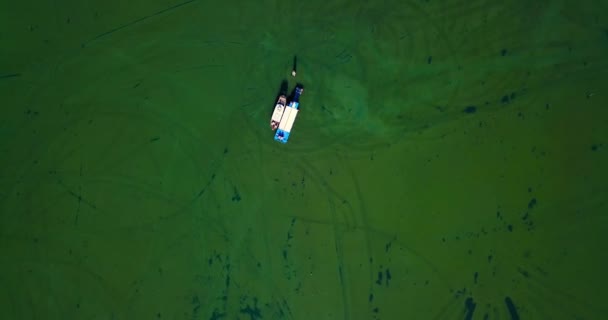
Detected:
left=0, top=73, right=21, bottom=79
left=195, top=173, right=216, bottom=198
left=208, top=309, right=225, bottom=320
left=463, top=106, right=477, bottom=114
left=464, top=297, right=476, bottom=320
left=58, top=180, right=97, bottom=210
left=376, top=271, right=383, bottom=285
left=82, top=0, right=197, bottom=47
left=239, top=298, right=262, bottom=320
left=231, top=187, right=241, bottom=202
left=505, top=296, right=520, bottom=320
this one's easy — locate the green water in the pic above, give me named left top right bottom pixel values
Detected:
left=1, top=0, right=607, bottom=319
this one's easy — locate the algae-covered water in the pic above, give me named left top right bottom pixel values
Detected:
left=1, top=0, right=607, bottom=319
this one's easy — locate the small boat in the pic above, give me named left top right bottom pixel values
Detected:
left=270, top=95, right=287, bottom=130
left=274, top=85, right=303, bottom=144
